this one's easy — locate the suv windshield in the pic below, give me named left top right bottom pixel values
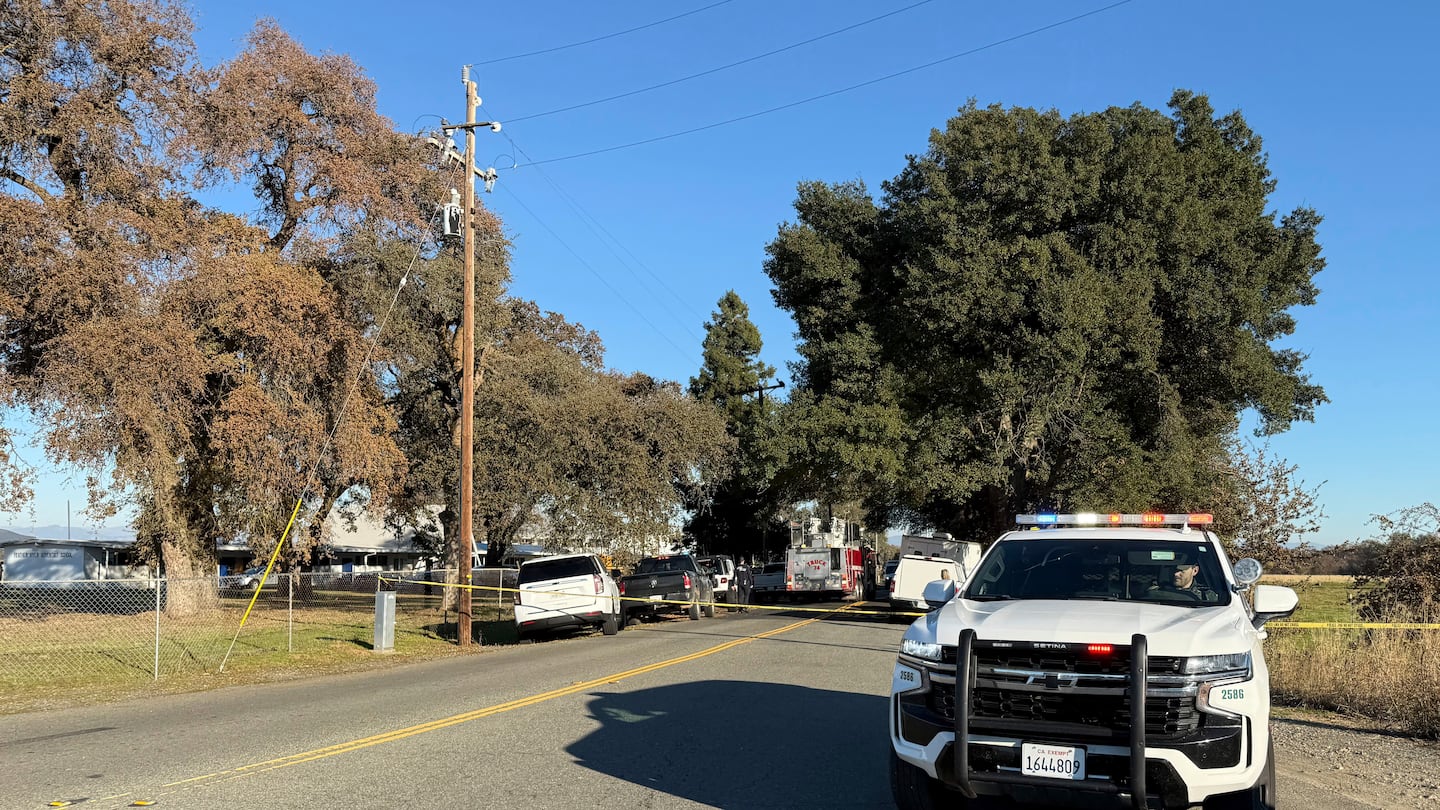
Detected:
left=518, top=556, right=597, bottom=584
left=963, top=538, right=1230, bottom=607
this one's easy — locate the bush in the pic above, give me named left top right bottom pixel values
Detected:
left=1351, top=533, right=1440, bottom=620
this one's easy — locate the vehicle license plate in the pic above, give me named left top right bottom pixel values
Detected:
left=1021, top=743, right=1085, bottom=780
left=649, top=595, right=664, bottom=601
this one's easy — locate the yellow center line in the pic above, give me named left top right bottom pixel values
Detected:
left=118, top=607, right=850, bottom=805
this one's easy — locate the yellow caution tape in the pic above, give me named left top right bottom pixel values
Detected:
left=378, top=576, right=927, bottom=618
left=380, top=578, right=1440, bottom=628
left=1267, top=621, right=1440, bottom=630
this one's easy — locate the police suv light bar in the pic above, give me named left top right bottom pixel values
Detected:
left=1016, top=512, right=1213, bottom=527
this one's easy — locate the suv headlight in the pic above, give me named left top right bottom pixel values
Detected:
left=1182, top=652, right=1252, bottom=676
left=900, top=639, right=944, bottom=661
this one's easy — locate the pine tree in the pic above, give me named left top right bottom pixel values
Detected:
left=686, top=292, right=784, bottom=558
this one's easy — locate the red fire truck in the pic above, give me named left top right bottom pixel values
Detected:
left=783, top=542, right=867, bottom=601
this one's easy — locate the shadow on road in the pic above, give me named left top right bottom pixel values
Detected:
left=569, top=680, right=893, bottom=808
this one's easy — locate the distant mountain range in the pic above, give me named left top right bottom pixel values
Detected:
left=1, top=524, right=136, bottom=542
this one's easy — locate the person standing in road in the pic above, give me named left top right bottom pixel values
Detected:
left=734, top=558, right=754, bottom=612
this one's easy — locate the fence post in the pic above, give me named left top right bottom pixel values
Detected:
left=153, top=575, right=161, bottom=681
left=288, top=573, right=295, bottom=653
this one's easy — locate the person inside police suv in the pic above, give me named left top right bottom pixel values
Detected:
left=1147, top=557, right=1215, bottom=601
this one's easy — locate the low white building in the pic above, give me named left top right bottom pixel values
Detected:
left=0, top=530, right=150, bottom=582
left=217, top=507, right=443, bottom=575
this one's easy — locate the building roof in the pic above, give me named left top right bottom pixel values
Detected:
left=0, top=530, right=138, bottom=550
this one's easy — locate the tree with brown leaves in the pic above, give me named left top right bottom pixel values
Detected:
left=1, top=2, right=411, bottom=612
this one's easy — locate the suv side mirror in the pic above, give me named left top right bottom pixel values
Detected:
left=1251, top=584, right=1298, bottom=630
left=922, top=579, right=957, bottom=610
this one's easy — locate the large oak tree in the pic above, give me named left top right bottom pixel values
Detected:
left=1, top=5, right=415, bottom=610
left=765, top=93, right=1326, bottom=541
left=1, top=2, right=731, bottom=615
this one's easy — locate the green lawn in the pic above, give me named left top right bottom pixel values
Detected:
left=0, top=590, right=521, bottom=715
left=1269, top=576, right=1360, bottom=623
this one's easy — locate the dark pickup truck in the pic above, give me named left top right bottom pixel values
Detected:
left=618, top=554, right=715, bottom=623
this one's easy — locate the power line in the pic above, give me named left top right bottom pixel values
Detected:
left=495, top=127, right=709, bottom=338
left=479, top=0, right=739, bottom=66
left=496, top=183, right=699, bottom=367
left=513, top=0, right=1134, bottom=167
left=505, top=0, right=939, bottom=124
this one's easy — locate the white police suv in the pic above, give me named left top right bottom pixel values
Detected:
left=889, top=513, right=1298, bottom=810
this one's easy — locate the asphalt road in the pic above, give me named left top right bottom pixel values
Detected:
left=0, top=602, right=1389, bottom=809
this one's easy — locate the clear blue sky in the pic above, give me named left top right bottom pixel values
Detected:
left=6, top=0, right=1437, bottom=545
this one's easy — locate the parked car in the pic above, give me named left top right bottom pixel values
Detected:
left=696, top=554, right=736, bottom=606
left=751, top=561, right=786, bottom=603
left=617, top=554, right=714, bottom=623
left=879, top=559, right=900, bottom=600
left=513, top=553, right=622, bottom=641
left=229, top=565, right=278, bottom=592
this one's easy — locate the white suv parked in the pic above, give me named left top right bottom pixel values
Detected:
left=697, top=554, right=737, bottom=605
left=889, top=513, right=1298, bottom=810
left=514, top=553, right=623, bottom=641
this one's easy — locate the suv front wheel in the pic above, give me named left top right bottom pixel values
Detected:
left=890, top=750, right=963, bottom=810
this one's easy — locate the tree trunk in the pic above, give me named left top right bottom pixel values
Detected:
left=155, top=483, right=218, bottom=617
left=441, top=534, right=461, bottom=612
left=160, top=537, right=216, bottom=617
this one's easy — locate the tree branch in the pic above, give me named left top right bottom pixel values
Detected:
left=0, top=168, right=53, bottom=203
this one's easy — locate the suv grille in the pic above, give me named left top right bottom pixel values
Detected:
left=925, top=682, right=1201, bottom=739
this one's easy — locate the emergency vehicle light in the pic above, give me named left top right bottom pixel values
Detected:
left=1015, top=513, right=1214, bottom=527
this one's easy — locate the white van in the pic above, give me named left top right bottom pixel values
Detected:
left=888, top=555, right=963, bottom=615
left=513, top=553, right=622, bottom=641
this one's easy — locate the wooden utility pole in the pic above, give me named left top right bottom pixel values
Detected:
left=738, top=378, right=785, bottom=408
left=457, top=66, right=478, bottom=647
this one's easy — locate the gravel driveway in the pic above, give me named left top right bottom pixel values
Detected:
left=1274, top=708, right=1440, bottom=807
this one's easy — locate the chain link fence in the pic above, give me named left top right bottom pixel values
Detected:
left=0, top=569, right=519, bottom=695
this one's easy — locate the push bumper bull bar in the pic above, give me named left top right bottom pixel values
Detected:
left=952, top=629, right=1151, bottom=810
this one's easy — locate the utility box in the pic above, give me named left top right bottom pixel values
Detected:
left=373, top=590, right=396, bottom=652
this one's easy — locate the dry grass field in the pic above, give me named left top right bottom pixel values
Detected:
left=1268, top=625, right=1440, bottom=738
left=1261, top=575, right=1440, bottom=738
